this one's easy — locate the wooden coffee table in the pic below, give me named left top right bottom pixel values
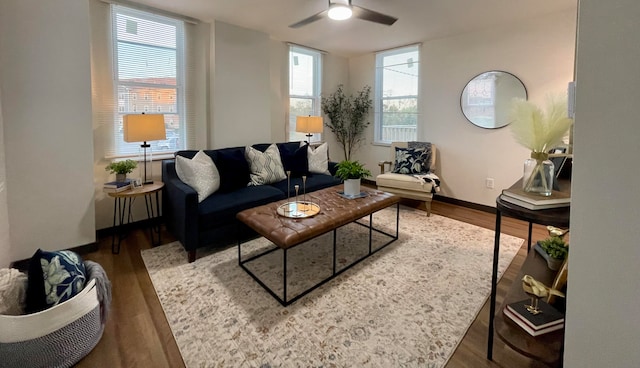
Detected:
left=236, top=185, right=400, bottom=306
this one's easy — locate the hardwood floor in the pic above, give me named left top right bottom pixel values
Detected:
left=78, top=199, right=555, bottom=368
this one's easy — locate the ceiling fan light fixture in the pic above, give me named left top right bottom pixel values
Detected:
left=327, top=4, right=352, bottom=21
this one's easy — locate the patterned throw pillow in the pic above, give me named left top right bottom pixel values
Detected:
left=245, top=144, right=287, bottom=186
left=392, top=147, right=431, bottom=174
left=306, top=142, right=330, bottom=175
left=25, top=249, right=86, bottom=313
left=176, top=150, right=220, bottom=202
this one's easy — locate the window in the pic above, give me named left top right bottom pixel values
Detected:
left=289, top=46, right=322, bottom=142
left=112, top=6, right=185, bottom=156
left=374, top=45, right=420, bottom=144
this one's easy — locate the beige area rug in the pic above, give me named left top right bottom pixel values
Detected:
left=141, top=206, right=523, bottom=368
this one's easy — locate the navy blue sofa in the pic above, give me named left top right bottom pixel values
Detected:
left=161, top=142, right=341, bottom=262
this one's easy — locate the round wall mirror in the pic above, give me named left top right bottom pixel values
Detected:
left=460, top=71, right=527, bottom=129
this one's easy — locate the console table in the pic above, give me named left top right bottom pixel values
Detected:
left=487, top=194, right=570, bottom=365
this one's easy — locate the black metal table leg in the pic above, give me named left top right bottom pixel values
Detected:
left=527, top=222, right=533, bottom=252
left=488, top=207, right=502, bottom=360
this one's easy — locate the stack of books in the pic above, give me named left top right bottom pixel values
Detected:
left=103, top=179, right=132, bottom=193
left=503, top=299, right=565, bottom=336
left=501, top=178, right=570, bottom=210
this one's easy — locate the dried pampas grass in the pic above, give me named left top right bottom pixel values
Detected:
left=509, top=95, right=573, bottom=153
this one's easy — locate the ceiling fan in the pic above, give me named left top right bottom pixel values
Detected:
left=289, top=0, right=398, bottom=28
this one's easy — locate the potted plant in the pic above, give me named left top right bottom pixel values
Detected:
left=322, top=84, right=373, bottom=161
left=535, top=236, right=568, bottom=271
left=105, top=159, right=137, bottom=182
left=335, top=160, right=371, bottom=197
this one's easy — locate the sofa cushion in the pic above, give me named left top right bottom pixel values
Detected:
left=26, top=249, right=87, bottom=313
left=377, top=172, right=434, bottom=193
left=245, top=144, right=287, bottom=186
left=175, top=150, right=220, bottom=203
left=392, top=147, right=431, bottom=174
left=279, top=143, right=309, bottom=177
left=215, top=148, right=250, bottom=193
left=269, top=173, right=342, bottom=198
left=307, top=142, right=330, bottom=175
left=198, top=185, right=285, bottom=227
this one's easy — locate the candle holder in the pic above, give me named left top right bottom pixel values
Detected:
left=276, top=173, right=321, bottom=218
left=302, top=176, right=307, bottom=212
left=286, top=171, right=291, bottom=213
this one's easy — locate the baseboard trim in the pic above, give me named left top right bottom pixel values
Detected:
left=434, top=195, right=496, bottom=214
left=10, top=241, right=99, bottom=272
left=96, top=216, right=162, bottom=239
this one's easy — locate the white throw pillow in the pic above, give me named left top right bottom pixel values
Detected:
left=307, top=142, right=330, bottom=175
left=175, top=150, right=220, bottom=202
left=245, top=144, right=287, bottom=186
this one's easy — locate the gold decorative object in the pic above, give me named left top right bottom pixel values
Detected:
left=547, top=225, right=569, bottom=238
left=277, top=201, right=320, bottom=218
left=521, top=275, right=565, bottom=315
left=277, top=173, right=320, bottom=218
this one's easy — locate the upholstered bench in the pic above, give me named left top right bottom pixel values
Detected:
left=376, top=142, right=439, bottom=216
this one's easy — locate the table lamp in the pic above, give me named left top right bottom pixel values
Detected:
left=123, top=113, right=166, bottom=184
left=295, top=116, right=323, bottom=142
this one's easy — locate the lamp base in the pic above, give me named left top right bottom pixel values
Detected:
left=143, top=180, right=154, bottom=185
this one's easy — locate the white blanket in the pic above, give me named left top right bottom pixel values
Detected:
left=412, top=172, right=441, bottom=193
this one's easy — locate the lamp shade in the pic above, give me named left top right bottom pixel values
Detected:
left=295, top=116, right=324, bottom=134
left=123, top=114, right=166, bottom=142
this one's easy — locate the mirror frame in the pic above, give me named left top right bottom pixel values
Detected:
left=460, top=70, right=527, bottom=129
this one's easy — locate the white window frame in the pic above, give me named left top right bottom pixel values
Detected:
left=111, top=5, right=186, bottom=157
left=374, top=45, right=420, bottom=145
left=288, top=45, right=322, bottom=143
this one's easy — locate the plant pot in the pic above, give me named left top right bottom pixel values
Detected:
left=344, top=178, right=361, bottom=197
left=116, top=173, right=127, bottom=182
left=534, top=242, right=564, bottom=271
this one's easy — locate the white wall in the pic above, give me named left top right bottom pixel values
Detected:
left=213, top=21, right=271, bottom=148
left=564, top=1, right=640, bottom=366
left=269, top=40, right=289, bottom=142
left=350, top=10, right=576, bottom=206
left=0, top=0, right=96, bottom=261
left=0, top=87, right=10, bottom=268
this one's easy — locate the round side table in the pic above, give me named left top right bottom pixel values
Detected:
left=107, top=182, right=164, bottom=254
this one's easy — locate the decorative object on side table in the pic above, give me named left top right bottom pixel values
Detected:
left=335, top=160, right=372, bottom=197
left=509, top=95, right=573, bottom=196
left=535, top=225, right=569, bottom=270
left=322, top=84, right=373, bottom=160
left=503, top=297, right=565, bottom=336
left=521, top=275, right=565, bottom=315
left=105, top=159, right=137, bottom=182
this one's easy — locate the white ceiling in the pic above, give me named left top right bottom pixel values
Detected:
left=126, top=0, right=577, bottom=57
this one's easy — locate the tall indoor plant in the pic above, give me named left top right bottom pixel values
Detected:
left=322, top=84, right=373, bottom=161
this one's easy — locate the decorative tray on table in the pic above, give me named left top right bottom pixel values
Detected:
left=276, top=201, right=320, bottom=218
left=337, top=191, right=369, bottom=199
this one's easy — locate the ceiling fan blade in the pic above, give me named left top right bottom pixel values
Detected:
left=351, top=5, right=397, bottom=26
left=289, top=9, right=328, bottom=28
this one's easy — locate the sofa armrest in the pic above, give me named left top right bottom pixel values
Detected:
left=161, top=159, right=199, bottom=252
left=378, top=160, right=393, bottom=175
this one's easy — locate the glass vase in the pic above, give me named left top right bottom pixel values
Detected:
left=523, top=152, right=554, bottom=196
